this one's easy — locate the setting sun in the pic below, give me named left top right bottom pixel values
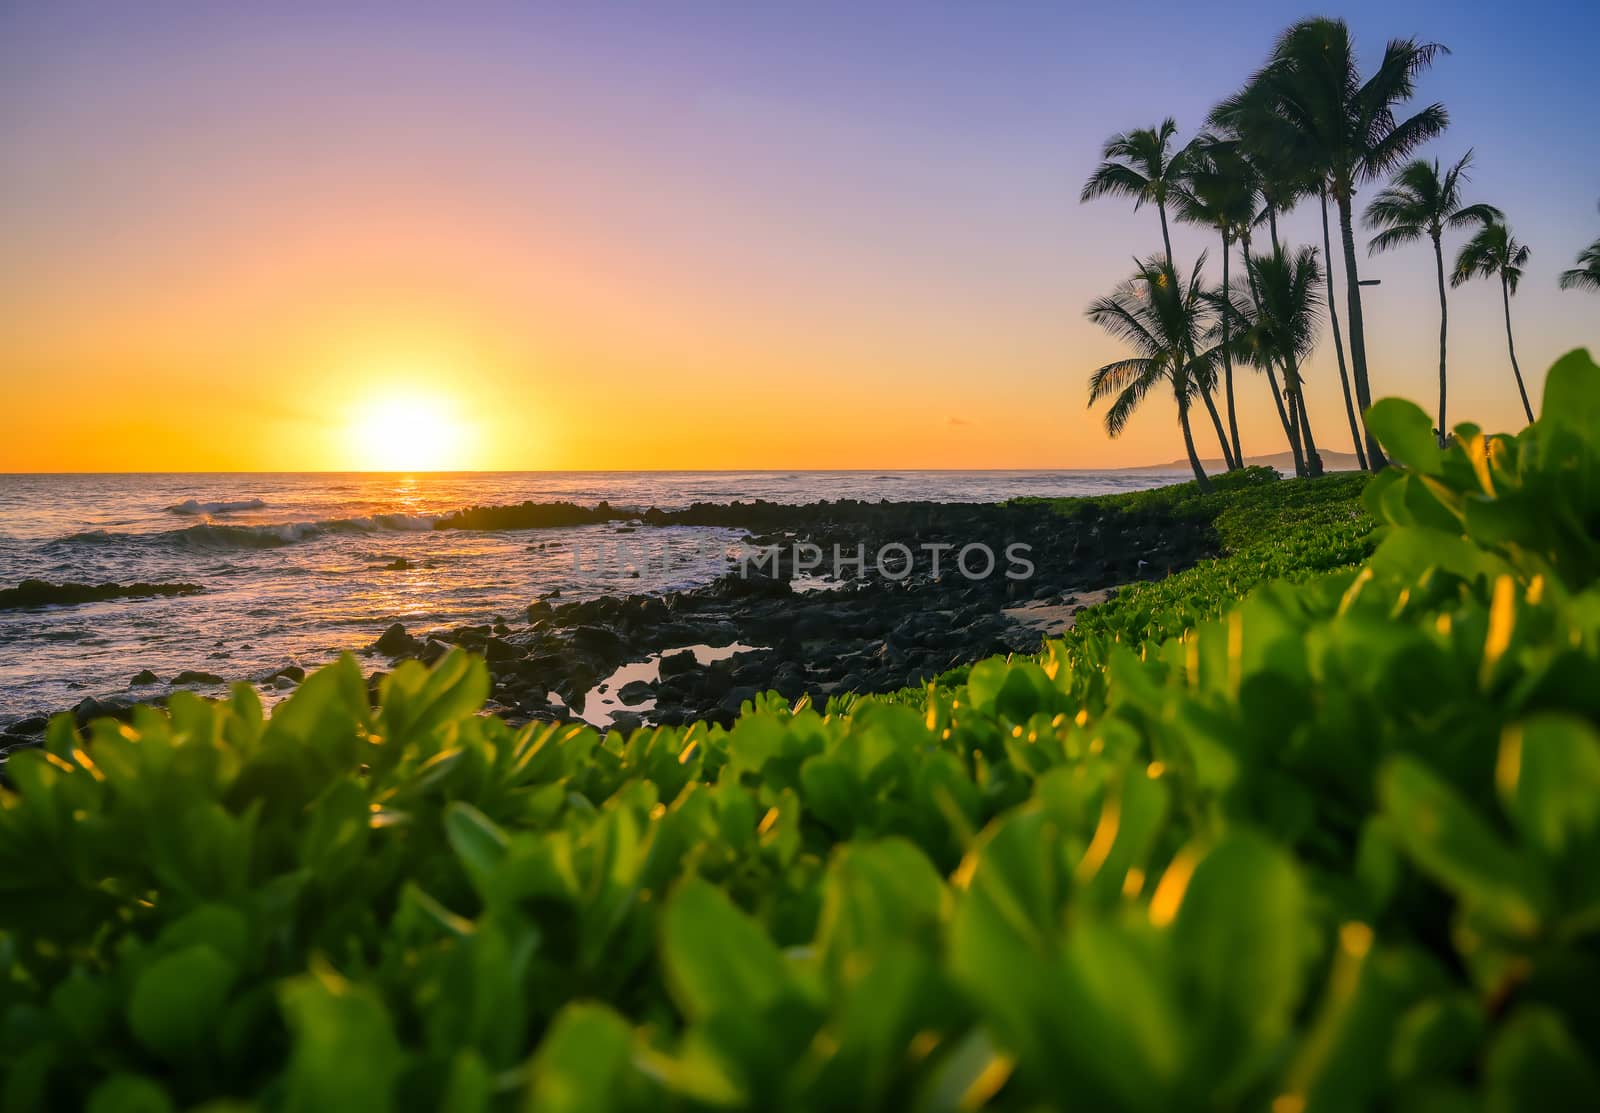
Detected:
left=350, top=393, right=466, bottom=472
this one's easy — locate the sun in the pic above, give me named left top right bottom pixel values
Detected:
left=350, top=393, right=466, bottom=471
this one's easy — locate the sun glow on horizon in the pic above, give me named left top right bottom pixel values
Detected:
left=350, top=392, right=468, bottom=472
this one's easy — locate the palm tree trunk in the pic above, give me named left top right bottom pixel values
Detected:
left=1283, top=382, right=1307, bottom=476
left=1200, top=385, right=1233, bottom=469
left=1335, top=189, right=1389, bottom=469
left=1178, top=396, right=1213, bottom=492
left=1220, top=232, right=1242, bottom=465
left=1320, top=189, right=1367, bottom=469
left=1160, top=198, right=1235, bottom=470
left=1288, top=364, right=1323, bottom=476
left=1432, top=233, right=1450, bottom=444
left=1501, top=274, right=1533, bottom=424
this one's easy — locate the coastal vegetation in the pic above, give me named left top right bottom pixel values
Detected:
left=4, top=348, right=1597, bottom=1111
left=1082, top=16, right=1593, bottom=480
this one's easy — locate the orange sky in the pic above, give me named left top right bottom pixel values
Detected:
left=3, top=2, right=1596, bottom=472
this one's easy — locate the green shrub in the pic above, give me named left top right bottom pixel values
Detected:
left=3, top=352, right=1599, bottom=1112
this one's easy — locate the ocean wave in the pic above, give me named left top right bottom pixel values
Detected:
left=56, top=513, right=440, bottom=550
left=167, top=498, right=268, bottom=515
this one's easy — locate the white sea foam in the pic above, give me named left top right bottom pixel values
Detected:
left=167, top=498, right=268, bottom=515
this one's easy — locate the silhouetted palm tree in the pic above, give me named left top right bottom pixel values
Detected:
left=1175, top=134, right=1257, bottom=466
left=1211, top=67, right=1362, bottom=469
left=1319, top=185, right=1367, bottom=469
left=1249, top=246, right=1327, bottom=475
left=1364, top=152, right=1502, bottom=440
left=1218, top=248, right=1328, bottom=475
left=1233, top=18, right=1450, bottom=468
left=1081, top=118, right=1190, bottom=266
left=1082, top=121, right=1236, bottom=470
left=1087, top=255, right=1218, bottom=491
left=1231, top=217, right=1304, bottom=474
left=1561, top=241, right=1600, bottom=292
left=1453, top=220, right=1534, bottom=423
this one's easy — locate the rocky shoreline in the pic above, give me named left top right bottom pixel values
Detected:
left=1, top=496, right=1221, bottom=751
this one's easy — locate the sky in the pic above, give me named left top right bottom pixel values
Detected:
left=2, top=0, right=1596, bottom=472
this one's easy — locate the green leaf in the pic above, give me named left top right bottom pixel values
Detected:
left=1484, top=1008, right=1600, bottom=1113
left=1379, top=757, right=1545, bottom=937
left=526, top=1003, right=650, bottom=1113
left=126, top=945, right=237, bottom=1061
left=815, top=838, right=947, bottom=988
left=1537, top=348, right=1600, bottom=441
left=661, top=878, right=789, bottom=1022
left=1173, top=833, right=1310, bottom=1044
left=445, top=801, right=510, bottom=895
left=1497, top=715, right=1600, bottom=859
left=966, top=660, right=1057, bottom=721
left=1367, top=398, right=1444, bottom=474
left=279, top=967, right=403, bottom=1113
left=1389, top=994, right=1484, bottom=1083
left=85, top=1075, right=175, bottom=1113
left=157, top=904, right=250, bottom=967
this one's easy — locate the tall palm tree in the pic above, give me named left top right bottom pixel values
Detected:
left=1364, top=152, right=1502, bottom=441
left=1081, top=118, right=1190, bottom=266
left=1086, top=255, right=1217, bottom=492
left=1560, top=240, right=1600, bottom=292
left=1452, top=220, right=1534, bottom=424
left=1211, top=80, right=1365, bottom=469
left=1174, top=134, right=1258, bottom=466
left=1318, top=185, right=1367, bottom=469
left=1082, top=120, right=1236, bottom=470
left=1233, top=18, right=1450, bottom=469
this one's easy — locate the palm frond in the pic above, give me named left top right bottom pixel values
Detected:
left=1087, top=357, right=1156, bottom=403
left=1362, top=103, right=1449, bottom=179
left=1081, top=160, right=1151, bottom=205
left=1558, top=240, right=1600, bottom=292
left=1448, top=202, right=1503, bottom=229
left=1367, top=225, right=1424, bottom=255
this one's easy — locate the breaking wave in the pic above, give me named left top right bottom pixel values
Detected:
left=58, top=514, right=439, bottom=550
left=166, top=498, right=268, bottom=515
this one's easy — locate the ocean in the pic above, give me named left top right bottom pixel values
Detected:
left=0, top=470, right=1188, bottom=724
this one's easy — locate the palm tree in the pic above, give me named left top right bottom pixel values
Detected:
left=1232, top=216, right=1305, bottom=474
left=1217, top=247, right=1328, bottom=476
left=1364, top=152, right=1502, bottom=440
left=1560, top=240, right=1600, bottom=292
left=1211, top=79, right=1365, bottom=469
left=1174, top=134, right=1258, bottom=466
left=1082, top=120, right=1237, bottom=470
left=1319, top=185, right=1367, bottom=469
left=1087, top=255, right=1217, bottom=492
left=1081, top=118, right=1190, bottom=266
left=1452, top=220, right=1534, bottom=424
left=1234, top=18, right=1450, bottom=469
left=1248, top=246, right=1327, bottom=475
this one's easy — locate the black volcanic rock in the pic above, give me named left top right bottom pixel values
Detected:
left=1, top=579, right=204, bottom=610
left=374, top=623, right=422, bottom=657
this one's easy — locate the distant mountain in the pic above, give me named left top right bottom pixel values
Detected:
left=1126, top=449, right=1364, bottom=474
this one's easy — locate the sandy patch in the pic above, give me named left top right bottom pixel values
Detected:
left=1002, top=585, right=1122, bottom=638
